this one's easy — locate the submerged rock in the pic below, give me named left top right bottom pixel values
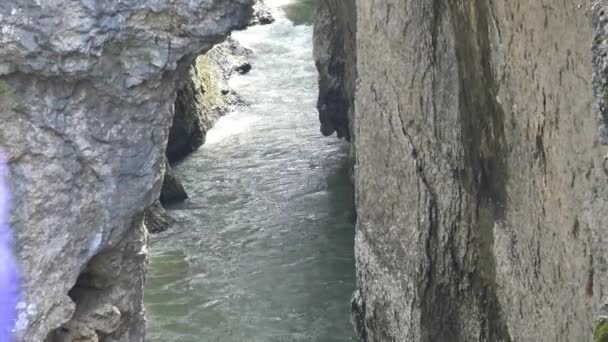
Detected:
left=0, top=0, right=254, bottom=340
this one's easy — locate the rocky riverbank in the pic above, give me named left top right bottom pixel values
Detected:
left=145, top=38, right=255, bottom=234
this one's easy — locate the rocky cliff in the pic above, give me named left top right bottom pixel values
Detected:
left=0, top=1, right=253, bottom=340
left=167, top=38, right=252, bottom=164
left=313, top=0, right=356, bottom=141
left=317, top=1, right=608, bottom=341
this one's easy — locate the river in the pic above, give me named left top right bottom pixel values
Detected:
left=145, top=1, right=356, bottom=341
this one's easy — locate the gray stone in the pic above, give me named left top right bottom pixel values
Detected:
left=0, top=0, right=254, bottom=341
left=251, top=0, right=275, bottom=26
left=160, top=161, right=187, bottom=205
left=316, top=1, right=608, bottom=341
left=152, top=36, right=254, bottom=234
left=144, top=199, right=175, bottom=234
left=313, top=0, right=356, bottom=141
left=168, top=38, right=252, bottom=163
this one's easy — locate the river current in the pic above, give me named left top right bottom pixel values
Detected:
left=145, top=1, right=356, bottom=341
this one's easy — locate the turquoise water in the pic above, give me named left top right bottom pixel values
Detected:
left=145, top=1, right=356, bottom=341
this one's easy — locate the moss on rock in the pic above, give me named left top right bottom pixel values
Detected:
left=595, top=318, right=608, bottom=342
left=0, top=80, right=15, bottom=98
left=192, top=54, right=224, bottom=111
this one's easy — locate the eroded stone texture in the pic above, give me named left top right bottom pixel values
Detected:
left=313, top=0, right=356, bottom=141
left=350, top=1, right=606, bottom=341
left=0, top=0, right=253, bottom=340
left=168, top=38, right=252, bottom=163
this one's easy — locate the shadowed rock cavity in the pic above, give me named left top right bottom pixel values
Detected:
left=46, top=221, right=147, bottom=342
left=0, top=0, right=254, bottom=340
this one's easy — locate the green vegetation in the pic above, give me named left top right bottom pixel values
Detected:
left=595, top=318, right=608, bottom=342
left=0, top=80, right=15, bottom=98
left=193, top=55, right=223, bottom=110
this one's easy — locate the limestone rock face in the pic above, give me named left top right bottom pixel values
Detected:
left=313, top=0, right=356, bottom=141
left=168, top=38, right=252, bottom=163
left=315, top=1, right=607, bottom=341
left=0, top=0, right=253, bottom=341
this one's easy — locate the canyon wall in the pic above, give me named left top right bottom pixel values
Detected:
left=0, top=1, right=253, bottom=340
left=313, top=0, right=356, bottom=141
left=167, top=38, right=252, bottom=164
left=317, top=1, right=608, bottom=341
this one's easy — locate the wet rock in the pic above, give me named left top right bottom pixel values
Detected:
left=350, top=289, right=368, bottom=342
left=168, top=55, right=226, bottom=163
left=251, top=0, right=275, bottom=25
left=144, top=200, right=175, bottom=234
left=160, top=162, right=188, bottom=205
left=236, top=62, right=253, bottom=75
left=0, top=0, right=254, bottom=340
left=156, top=37, right=253, bottom=232
left=168, top=38, right=253, bottom=163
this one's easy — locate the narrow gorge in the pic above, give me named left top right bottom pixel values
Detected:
left=145, top=2, right=356, bottom=340
left=1, top=0, right=608, bottom=342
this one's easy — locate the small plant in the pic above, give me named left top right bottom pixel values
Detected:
left=0, top=80, right=15, bottom=98
left=595, top=317, right=608, bottom=342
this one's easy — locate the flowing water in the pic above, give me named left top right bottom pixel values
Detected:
left=145, top=1, right=357, bottom=341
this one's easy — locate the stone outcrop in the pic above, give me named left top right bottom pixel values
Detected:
left=0, top=0, right=253, bottom=340
left=147, top=37, right=254, bottom=233
left=149, top=2, right=269, bottom=235
left=313, top=0, right=356, bottom=141
left=143, top=199, right=175, bottom=234
left=167, top=38, right=252, bottom=163
left=317, top=1, right=608, bottom=341
left=159, top=161, right=187, bottom=205
left=251, top=0, right=275, bottom=26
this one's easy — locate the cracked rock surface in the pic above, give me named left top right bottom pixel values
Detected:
left=317, top=1, right=608, bottom=341
left=0, top=0, right=253, bottom=340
